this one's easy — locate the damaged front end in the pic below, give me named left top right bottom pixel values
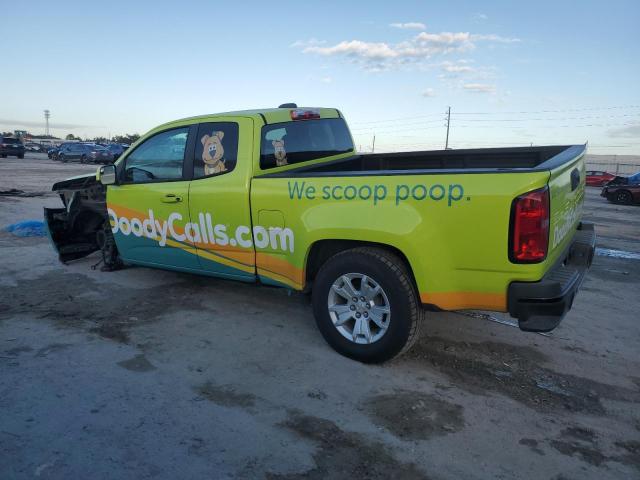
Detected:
left=45, top=174, right=120, bottom=268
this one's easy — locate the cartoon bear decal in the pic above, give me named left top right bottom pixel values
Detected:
left=201, top=131, right=226, bottom=175
left=273, top=139, right=288, bottom=167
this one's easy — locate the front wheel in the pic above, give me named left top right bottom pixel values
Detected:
left=312, top=247, right=423, bottom=363
left=614, top=190, right=633, bottom=205
left=18, top=154, right=24, bottom=159
left=59, top=154, right=67, bottom=163
left=80, top=155, right=86, bottom=164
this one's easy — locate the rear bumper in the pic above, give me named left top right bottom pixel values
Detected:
left=507, top=222, right=595, bottom=332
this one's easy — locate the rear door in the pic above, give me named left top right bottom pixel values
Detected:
left=547, top=146, right=586, bottom=264
left=187, top=118, right=256, bottom=280
left=107, top=125, right=202, bottom=270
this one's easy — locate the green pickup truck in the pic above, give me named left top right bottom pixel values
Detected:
left=45, top=105, right=595, bottom=362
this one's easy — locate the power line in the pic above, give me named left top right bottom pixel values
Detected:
left=452, top=105, right=640, bottom=115
left=348, top=105, right=640, bottom=128
left=445, top=106, right=451, bottom=149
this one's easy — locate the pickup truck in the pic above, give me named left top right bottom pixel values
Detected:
left=45, top=105, right=595, bottom=363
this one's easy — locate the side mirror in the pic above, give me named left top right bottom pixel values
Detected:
left=98, top=165, right=117, bottom=185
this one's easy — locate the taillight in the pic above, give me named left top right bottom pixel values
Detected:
left=509, top=187, right=549, bottom=263
left=290, top=108, right=320, bottom=120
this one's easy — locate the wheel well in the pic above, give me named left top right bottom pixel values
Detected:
left=305, top=240, right=418, bottom=293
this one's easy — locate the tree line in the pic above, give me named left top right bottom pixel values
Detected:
left=65, top=133, right=141, bottom=144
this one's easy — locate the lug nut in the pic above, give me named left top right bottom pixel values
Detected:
left=352, top=297, right=358, bottom=302
left=363, top=312, right=368, bottom=318
left=360, top=296, right=366, bottom=301
left=355, top=313, right=361, bottom=318
left=350, top=305, right=356, bottom=311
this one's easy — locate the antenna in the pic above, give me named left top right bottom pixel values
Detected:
left=44, top=110, right=51, bottom=136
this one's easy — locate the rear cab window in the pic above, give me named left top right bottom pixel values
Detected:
left=260, top=117, right=353, bottom=170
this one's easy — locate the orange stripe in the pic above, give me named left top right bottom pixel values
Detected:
left=255, top=252, right=304, bottom=288
left=420, top=291, right=506, bottom=311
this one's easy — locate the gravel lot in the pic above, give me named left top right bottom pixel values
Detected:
left=1, top=153, right=639, bottom=479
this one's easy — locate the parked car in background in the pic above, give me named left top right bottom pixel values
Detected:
left=105, top=143, right=129, bottom=160
left=58, top=143, right=114, bottom=164
left=586, top=170, right=616, bottom=186
left=48, top=142, right=74, bottom=160
left=0, top=137, right=25, bottom=158
left=24, top=143, right=44, bottom=152
left=601, top=183, right=640, bottom=205
left=604, top=172, right=640, bottom=187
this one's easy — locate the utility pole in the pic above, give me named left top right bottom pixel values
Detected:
left=372, top=135, right=376, bottom=153
left=444, top=106, right=451, bottom=150
left=44, top=110, right=51, bottom=137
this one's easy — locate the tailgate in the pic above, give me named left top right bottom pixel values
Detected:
left=546, top=145, right=586, bottom=265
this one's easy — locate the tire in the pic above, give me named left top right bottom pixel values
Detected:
left=59, top=154, right=67, bottom=163
left=80, top=155, right=86, bottom=164
left=18, top=154, right=24, bottom=159
left=614, top=190, right=632, bottom=205
left=311, top=247, right=423, bottom=363
left=1, top=154, right=6, bottom=158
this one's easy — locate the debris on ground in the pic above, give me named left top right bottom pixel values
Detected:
left=4, top=220, right=46, bottom=237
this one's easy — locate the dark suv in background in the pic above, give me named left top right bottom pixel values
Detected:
left=57, top=143, right=114, bottom=164
left=1, top=137, right=26, bottom=158
left=105, top=143, right=129, bottom=160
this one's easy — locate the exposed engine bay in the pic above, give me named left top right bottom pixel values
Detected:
left=44, top=174, right=121, bottom=269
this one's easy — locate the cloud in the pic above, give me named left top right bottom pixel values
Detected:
left=298, top=30, right=519, bottom=71
left=440, top=60, right=475, bottom=73
left=0, top=118, right=94, bottom=129
left=290, top=38, right=326, bottom=48
left=609, top=124, right=640, bottom=138
left=390, top=22, right=426, bottom=30
left=463, top=83, right=496, bottom=94
left=476, top=13, right=488, bottom=20
left=470, top=34, right=520, bottom=43
left=422, top=88, right=436, bottom=97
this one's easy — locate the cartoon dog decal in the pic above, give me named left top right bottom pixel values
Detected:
left=201, top=131, right=226, bottom=175
left=272, top=139, right=288, bottom=167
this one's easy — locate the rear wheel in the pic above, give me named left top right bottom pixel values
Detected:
left=312, top=247, right=423, bottom=363
left=615, top=190, right=633, bottom=205
left=59, top=154, right=67, bottom=163
left=80, top=155, right=87, bottom=164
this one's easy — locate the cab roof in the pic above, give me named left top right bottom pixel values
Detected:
left=153, top=107, right=342, bottom=133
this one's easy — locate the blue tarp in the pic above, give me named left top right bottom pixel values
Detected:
left=627, top=172, right=640, bottom=184
left=4, top=220, right=47, bottom=237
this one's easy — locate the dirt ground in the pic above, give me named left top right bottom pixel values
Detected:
left=1, top=153, right=639, bottom=480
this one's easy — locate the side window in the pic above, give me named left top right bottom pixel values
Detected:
left=193, top=122, right=239, bottom=179
left=123, top=127, right=188, bottom=183
left=260, top=118, right=353, bottom=169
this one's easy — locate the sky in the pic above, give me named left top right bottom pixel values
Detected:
left=1, top=0, right=639, bottom=154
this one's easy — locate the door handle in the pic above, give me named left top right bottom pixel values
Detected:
left=161, top=194, right=182, bottom=203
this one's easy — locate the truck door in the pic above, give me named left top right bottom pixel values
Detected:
left=187, top=119, right=256, bottom=280
left=106, top=125, right=201, bottom=270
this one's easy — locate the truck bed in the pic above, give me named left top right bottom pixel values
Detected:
left=261, top=145, right=583, bottom=177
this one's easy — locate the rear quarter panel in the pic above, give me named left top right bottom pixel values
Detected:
left=251, top=170, right=553, bottom=311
